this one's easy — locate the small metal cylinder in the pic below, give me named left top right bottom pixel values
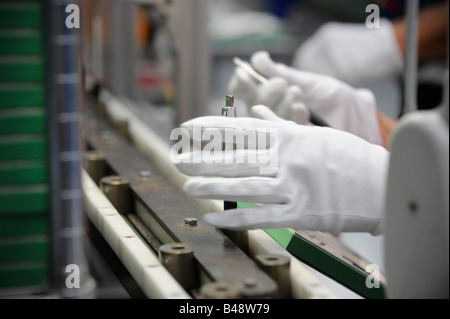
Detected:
left=255, top=254, right=291, bottom=299
left=100, top=176, right=133, bottom=214
left=200, top=282, right=241, bottom=299
left=84, top=151, right=107, bottom=185
left=159, top=243, right=198, bottom=290
left=222, top=229, right=249, bottom=255
left=239, top=277, right=272, bottom=299
left=94, top=101, right=108, bottom=117
left=113, top=119, right=130, bottom=140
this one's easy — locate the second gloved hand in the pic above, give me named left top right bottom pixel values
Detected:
left=174, top=105, right=389, bottom=235
left=228, top=66, right=310, bottom=125
left=249, top=51, right=384, bottom=146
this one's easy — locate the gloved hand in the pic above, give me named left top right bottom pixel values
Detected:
left=292, top=19, right=403, bottom=85
left=174, top=105, right=389, bottom=235
left=232, top=51, right=384, bottom=146
left=228, top=67, right=310, bottom=125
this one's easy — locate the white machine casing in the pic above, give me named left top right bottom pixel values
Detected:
left=384, top=72, right=449, bottom=298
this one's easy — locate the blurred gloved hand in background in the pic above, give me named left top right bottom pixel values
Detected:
left=228, top=66, right=310, bottom=125
left=291, top=19, right=404, bottom=86
left=229, top=51, right=384, bottom=146
left=174, top=105, right=389, bottom=235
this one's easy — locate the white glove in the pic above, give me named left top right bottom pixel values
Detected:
left=228, top=67, right=310, bottom=125
left=249, top=51, right=384, bottom=146
left=174, top=105, right=389, bottom=235
left=292, top=19, right=403, bottom=85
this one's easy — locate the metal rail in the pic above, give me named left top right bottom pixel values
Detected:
left=84, top=107, right=278, bottom=298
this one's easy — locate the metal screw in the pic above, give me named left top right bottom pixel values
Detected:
left=100, top=131, right=115, bottom=144
left=139, top=170, right=152, bottom=180
left=244, top=277, right=258, bottom=288
left=184, top=217, right=198, bottom=227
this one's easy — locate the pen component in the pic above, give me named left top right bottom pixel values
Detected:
left=233, top=57, right=267, bottom=84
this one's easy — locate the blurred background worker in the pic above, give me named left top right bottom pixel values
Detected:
left=292, top=0, right=448, bottom=112
left=211, top=0, right=448, bottom=125
left=221, top=0, right=448, bottom=149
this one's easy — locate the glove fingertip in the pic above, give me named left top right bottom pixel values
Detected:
left=290, top=102, right=310, bottom=125
left=251, top=51, right=275, bottom=77
left=228, top=69, right=256, bottom=100
left=250, top=104, right=281, bottom=122
left=203, top=211, right=246, bottom=230
left=203, top=212, right=228, bottom=228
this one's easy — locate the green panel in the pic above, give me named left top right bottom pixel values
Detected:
left=0, top=236, right=48, bottom=262
left=0, top=85, right=45, bottom=108
left=0, top=159, right=48, bottom=184
left=0, top=108, right=46, bottom=134
left=0, top=30, right=42, bottom=55
left=263, top=228, right=292, bottom=249
left=0, top=184, right=49, bottom=215
left=0, top=57, right=44, bottom=82
left=0, top=4, right=42, bottom=29
left=265, top=228, right=387, bottom=299
left=0, top=216, right=48, bottom=236
left=0, top=135, right=47, bottom=160
left=238, top=202, right=386, bottom=299
left=0, top=262, right=48, bottom=289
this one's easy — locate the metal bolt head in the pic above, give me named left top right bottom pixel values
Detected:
left=139, top=170, right=152, bottom=180
left=244, top=277, right=258, bottom=288
left=184, top=217, right=198, bottom=227
left=100, top=131, right=115, bottom=145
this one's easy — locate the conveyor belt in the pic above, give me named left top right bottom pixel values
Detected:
left=85, top=108, right=278, bottom=298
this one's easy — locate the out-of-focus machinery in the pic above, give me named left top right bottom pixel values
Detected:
left=0, top=0, right=95, bottom=298
left=384, top=1, right=448, bottom=299
left=0, top=0, right=447, bottom=299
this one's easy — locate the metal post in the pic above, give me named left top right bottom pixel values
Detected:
left=171, top=0, right=210, bottom=125
left=403, top=0, right=419, bottom=114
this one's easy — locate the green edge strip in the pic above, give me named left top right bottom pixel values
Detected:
left=237, top=202, right=385, bottom=298
left=265, top=228, right=386, bottom=299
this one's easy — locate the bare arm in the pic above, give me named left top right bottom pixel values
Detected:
left=393, top=1, right=449, bottom=61
left=377, top=110, right=399, bottom=149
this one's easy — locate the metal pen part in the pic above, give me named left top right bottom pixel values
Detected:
left=223, top=95, right=237, bottom=118
left=233, top=57, right=331, bottom=128
left=233, top=57, right=267, bottom=84
left=222, top=95, right=237, bottom=151
left=222, top=95, right=238, bottom=211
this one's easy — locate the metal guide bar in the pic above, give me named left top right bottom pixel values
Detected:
left=85, top=110, right=277, bottom=297
left=295, top=230, right=386, bottom=286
